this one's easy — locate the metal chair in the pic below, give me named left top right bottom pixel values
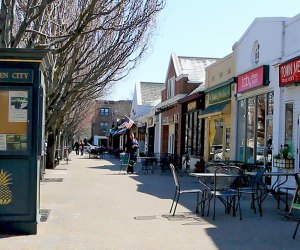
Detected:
left=239, top=166, right=265, bottom=216
left=169, top=164, right=203, bottom=216
left=119, top=153, right=129, bottom=174
left=292, top=173, right=300, bottom=239
left=205, top=166, right=243, bottom=220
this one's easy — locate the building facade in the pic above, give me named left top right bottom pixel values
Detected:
left=201, top=53, right=236, bottom=162
left=92, top=100, right=132, bottom=148
left=155, top=53, right=218, bottom=166
left=233, top=17, right=286, bottom=165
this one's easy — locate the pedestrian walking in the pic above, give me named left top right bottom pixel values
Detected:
left=74, top=141, right=80, bottom=155
left=125, top=132, right=139, bottom=173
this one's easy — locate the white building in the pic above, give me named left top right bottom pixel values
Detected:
left=233, top=17, right=287, bottom=166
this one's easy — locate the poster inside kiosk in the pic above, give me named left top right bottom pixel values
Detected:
left=0, top=90, right=28, bottom=151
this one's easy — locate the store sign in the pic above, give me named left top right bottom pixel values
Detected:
left=187, top=101, right=196, bottom=111
left=208, top=86, right=231, bottom=104
left=279, top=57, right=300, bottom=86
left=0, top=69, right=33, bottom=83
left=237, top=65, right=268, bottom=93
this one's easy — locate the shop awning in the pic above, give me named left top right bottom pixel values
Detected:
left=198, top=100, right=230, bottom=119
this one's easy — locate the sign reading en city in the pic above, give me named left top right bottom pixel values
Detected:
left=279, top=57, right=300, bottom=86
left=237, top=65, right=269, bottom=93
left=0, top=69, right=33, bottom=83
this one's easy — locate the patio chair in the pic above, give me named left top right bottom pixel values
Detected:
left=160, top=156, right=170, bottom=174
left=239, top=166, right=265, bottom=216
left=119, top=153, right=129, bottom=174
left=292, top=173, right=300, bottom=239
left=205, top=166, right=243, bottom=220
left=169, top=164, right=203, bottom=216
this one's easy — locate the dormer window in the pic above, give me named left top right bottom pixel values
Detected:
left=167, top=77, right=175, bottom=99
left=252, top=40, right=260, bottom=65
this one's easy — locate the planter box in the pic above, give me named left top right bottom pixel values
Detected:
left=273, top=159, right=294, bottom=169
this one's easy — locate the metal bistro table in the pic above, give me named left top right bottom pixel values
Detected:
left=245, top=171, right=295, bottom=211
left=190, top=172, right=241, bottom=217
left=137, top=157, right=157, bottom=174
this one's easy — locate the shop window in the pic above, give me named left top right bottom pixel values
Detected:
left=267, top=92, right=274, bottom=116
left=285, top=102, right=294, bottom=148
left=184, top=115, right=189, bottom=154
left=184, top=111, right=203, bottom=157
left=209, top=119, right=223, bottom=161
left=266, top=118, right=273, bottom=162
left=246, top=97, right=256, bottom=163
left=237, top=100, right=246, bottom=162
left=237, top=92, right=273, bottom=163
left=256, top=94, right=266, bottom=163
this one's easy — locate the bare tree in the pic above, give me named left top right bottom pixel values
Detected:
left=0, top=0, right=165, bottom=168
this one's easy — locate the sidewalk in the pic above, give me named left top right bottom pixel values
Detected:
left=1, top=153, right=300, bottom=249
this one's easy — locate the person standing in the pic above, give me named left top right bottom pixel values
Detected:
left=79, top=140, right=85, bottom=156
left=74, top=141, right=80, bottom=155
left=125, top=132, right=139, bottom=174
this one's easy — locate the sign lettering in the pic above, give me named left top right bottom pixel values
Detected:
left=0, top=69, right=33, bottom=83
left=237, top=66, right=267, bottom=93
left=279, top=58, right=300, bottom=86
left=208, top=86, right=231, bottom=104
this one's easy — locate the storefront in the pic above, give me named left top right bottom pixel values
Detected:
left=236, top=65, right=273, bottom=164
left=179, top=92, right=205, bottom=169
left=199, top=83, right=233, bottom=161
left=277, top=56, right=300, bottom=172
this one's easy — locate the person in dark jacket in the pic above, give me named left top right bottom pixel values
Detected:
left=74, top=141, right=80, bottom=155
left=125, top=132, right=139, bottom=173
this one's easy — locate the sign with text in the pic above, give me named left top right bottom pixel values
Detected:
left=0, top=69, right=33, bottom=83
left=208, top=85, right=231, bottom=105
left=279, top=57, right=300, bottom=86
left=237, top=65, right=269, bottom=93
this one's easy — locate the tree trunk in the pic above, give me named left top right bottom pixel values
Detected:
left=46, top=133, right=56, bottom=169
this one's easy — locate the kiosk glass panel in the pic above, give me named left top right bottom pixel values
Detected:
left=0, top=89, right=29, bottom=152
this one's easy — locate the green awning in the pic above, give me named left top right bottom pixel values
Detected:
left=198, top=100, right=230, bottom=118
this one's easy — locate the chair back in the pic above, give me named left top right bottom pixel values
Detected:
left=170, top=163, right=180, bottom=190
left=214, top=166, right=242, bottom=191
left=295, top=173, right=300, bottom=189
left=252, top=166, right=265, bottom=189
left=120, top=153, right=129, bottom=164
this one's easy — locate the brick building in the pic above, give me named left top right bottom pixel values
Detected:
left=155, top=53, right=218, bottom=166
left=91, top=100, right=132, bottom=148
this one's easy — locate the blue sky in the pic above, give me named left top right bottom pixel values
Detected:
left=108, top=0, right=300, bottom=101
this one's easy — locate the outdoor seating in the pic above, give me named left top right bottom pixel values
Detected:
left=203, top=166, right=243, bottom=220
left=160, top=156, right=170, bottom=174
left=169, top=163, right=203, bottom=216
left=292, top=173, right=300, bottom=239
left=239, top=166, right=265, bottom=216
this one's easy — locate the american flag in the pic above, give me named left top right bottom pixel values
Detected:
left=124, top=115, right=134, bottom=129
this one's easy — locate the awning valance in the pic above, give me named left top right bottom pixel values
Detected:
left=198, top=100, right=230, bottom=119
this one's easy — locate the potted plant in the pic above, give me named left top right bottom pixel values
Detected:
left=273, top=144, right=294, bottom=169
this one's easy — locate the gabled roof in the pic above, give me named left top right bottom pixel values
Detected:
left=232, top=17, right=288, bottom=50
left=138, top=81, right=164, bottom=106
left=166, top=53, right=219, bottom=83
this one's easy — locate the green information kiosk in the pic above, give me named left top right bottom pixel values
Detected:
left=0, top=48, right=50, bottom=234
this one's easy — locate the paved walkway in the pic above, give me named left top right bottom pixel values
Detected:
left=1, top=153, right=300, bottom=249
